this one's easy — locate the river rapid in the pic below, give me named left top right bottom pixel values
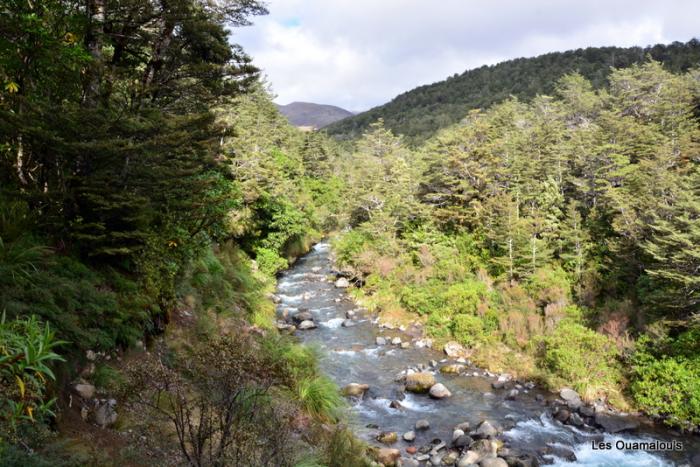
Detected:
left=274, top=242, right=699, bottom=466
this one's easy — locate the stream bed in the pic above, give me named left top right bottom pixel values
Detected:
left=275, top=242, right=698, bottom=466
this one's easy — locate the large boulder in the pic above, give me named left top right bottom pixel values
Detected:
left=405, top=372, right=436, bottom=393
left=335, top=278, right=351, bottom=288
left=376, top=448, right=401, bottom=466
left=342, top=383, right=369, bottom=397
left=559, top=388, right=580, bottom=403
left=429, top=383, right=452, bottom=399
left=594, top=413, right=640, bottom=433
left=444, top=341, right=469, bottom=358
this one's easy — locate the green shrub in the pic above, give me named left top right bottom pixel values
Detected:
left=631, top=335, right=700, bottom=428
left=333, top=230, right=372, bottom=267
left=452, top=314, right=485, bottom=347
left=0, top=315, right=64, bottom=438
left=539, top=321, right=621, bottom=399
left=525, top=265, right=572, bottom=306
left=295, top=376, right=344, bottom=422
left=255, top=247, right=289, bottom=277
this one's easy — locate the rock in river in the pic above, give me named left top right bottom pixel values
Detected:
left=403, top=430, right=416, bottom=442
left=473, top=420, right=498, bottom=439
left=334, top=277, right=350, bottom=288
left=342, top=383, right=369, bottom=397
left=594, top=413, right=640, bottom=433
left=297, top=320, right=317, bottom=330
left=405, top=372, right=436, bottom=393
left=292, top=311, right=313, bottom=323
left=377, top=431, right=398, bottom=444
left=415, top=419, right=430, bottom=430
left=429, top=383, right=452, bottom=399
left=440, top=364, right=466, bottom=374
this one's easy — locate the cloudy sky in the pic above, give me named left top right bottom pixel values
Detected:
left=232, top=1, right=700, bottom=111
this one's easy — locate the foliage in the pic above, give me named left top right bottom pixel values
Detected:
left=0, top=315, right=64, bottom=440
left=326, top=39, right=700, bottom=144
left=538, top=321, right=622, bottom=400
left=295, top=375, right=345, bottom=422
left=631, top=334, right=700, bottom=428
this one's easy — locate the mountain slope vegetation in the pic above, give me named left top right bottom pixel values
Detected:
left=276, top=101, right=354, bottom=128
left=325, top=39, right=700, bottom=144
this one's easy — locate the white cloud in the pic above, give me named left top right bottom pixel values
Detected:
left=231, top=0, right=700, bottom=110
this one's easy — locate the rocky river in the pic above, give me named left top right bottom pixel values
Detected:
left=274, top=242, right=699, bottom=467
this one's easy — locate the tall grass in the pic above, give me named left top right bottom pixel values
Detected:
left=295, top=375, right=345, bottom=422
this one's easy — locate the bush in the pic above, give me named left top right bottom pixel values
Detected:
left=295, top=376, right=345, bottom=422
left=539, top=321, right=621, bottom=400
left=0, top=315, right=64, bottom=439
left=452, top=314, right=485, bottom=347
left=255, top=247, right=289, bottom=277
left=525, top=265, right=572, bottom=307
left=631, top=335, right=700, bottom=428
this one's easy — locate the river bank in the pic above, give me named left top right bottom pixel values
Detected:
left=274, top=241, right=699, bottom=466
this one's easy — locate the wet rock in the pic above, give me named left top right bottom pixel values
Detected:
left=479, top=458, right=508, bottom=467
left=405, top=372, right=436, bottom=394
left=94, top=399, right=117, bottom=427
left=416, top=454, right=431, bottom=462
left=401, top=342, right=411, bottom=349
left=275, top=322, right=296, bottom=333
left=292, top=311, right=314, bottom=323
left=73, top=383, right=96, bottom=400
left=377, top=431, right=398, bottom=444
left=429, top=383, right=452, bottom=399
left=473, top=420, right=499, bottom=439
left=430, top=453, right=444, bottom=465
left=440, top=364, right=466, bottom=374
left=335, top=278, right=350, bottom=288
left=506, top=389, right=519, bottom=400
left=554, top=408, right=571, bottom=423
left=389, top=400, right=404, bottom=410
left=391, top=337, right=402, bottom=345
left=376, top=336, right=387, bottom=346
left=452, top=429, right=465, bottom=442
left=402, top=459, right=420, bottom=467
left=403, top=430, right=416, bottom=442
left=469, top=439, right=498, bottom=458
left=430, top=440, right=446, bottom=454
left=342, top=383, right=369, bottom=397
left=342, top=319, right=356, bottom=327
left=297, top=320, right=317, bottom=330
left=416, top=419, right=431, bottom=430
left=594, top=413, right=640, bottom=433
left=567, top=412, right=584, bottom=426
left=444, top=341, right=468, bottom=358
left=453, top=434, right=473, bottom=449
left=376, top=448, right=401, bottom=466
left=366, top=423, right=379, bottom=429
left=545, top=445, right=576, bottom=462
left=579, top=405, right=595, bottom=417
left=406, top=446, right=418, bottom=455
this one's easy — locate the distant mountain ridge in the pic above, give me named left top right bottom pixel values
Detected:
left=324, top=38, right=700, bottom=144
left=275, top=102, right=354, bottom=129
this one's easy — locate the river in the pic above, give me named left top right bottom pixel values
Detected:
left=275, top=241, right=698, bottom=466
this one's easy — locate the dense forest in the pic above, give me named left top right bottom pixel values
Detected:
left=334, top=62, right=700, bottom=430
left=1, top=1, right=700, bottom=466
left=325, top=39, right=700, bottom=144
left=0, top=2, right=368, bottom=465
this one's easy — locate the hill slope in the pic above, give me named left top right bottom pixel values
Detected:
left=276, top=101, right=354, bottom=128
left=324, top=39, right=700, bottom=144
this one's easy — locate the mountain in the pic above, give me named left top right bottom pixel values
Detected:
left=324, top=39, right=700, bottom=144
left=276, top=102, right=354, bottom=129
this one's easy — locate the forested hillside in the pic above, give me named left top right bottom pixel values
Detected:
left=325, top=39, right=700, bottom=144
left=0, top=2, right=367, bottom=465
left=334, top=62, right=700, bottom=430
left=276, top=101, right=354, bottom=128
